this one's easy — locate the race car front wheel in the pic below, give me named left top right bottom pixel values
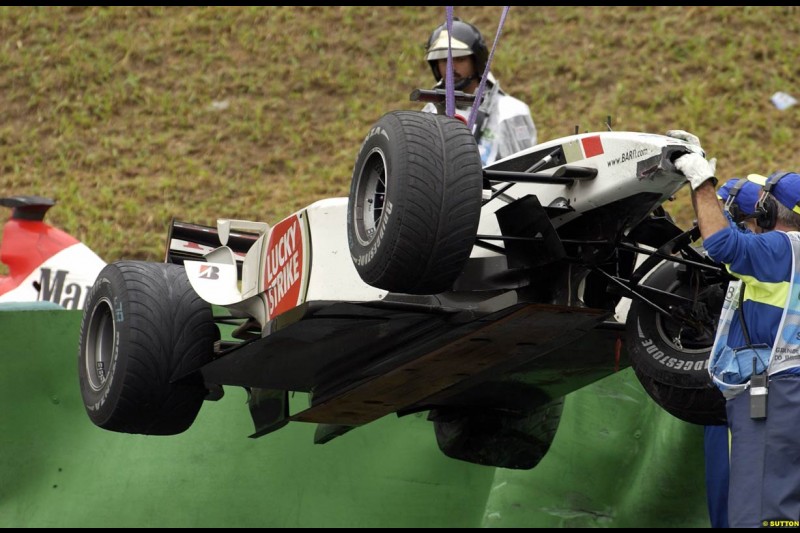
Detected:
left=78, top=261, right=218, bottom=435
left=348, top=110, right=483, bottom=294
left=429, top=398, right=564, bottom=470
left=625, top=259, right=727, bottom=425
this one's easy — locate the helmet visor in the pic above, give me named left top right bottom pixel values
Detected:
left=426, top=31, right=473, bottom=61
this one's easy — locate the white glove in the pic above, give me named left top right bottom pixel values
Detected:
left=666, top=130, right=701, bottom=147
left=674, top=152, right=718, bottom=190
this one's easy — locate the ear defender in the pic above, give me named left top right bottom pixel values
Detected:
left=755, top=196, right=777, bottom=230
left=723, top=179, right=747, bottom=223
left=755, top=171, right=792, bottom=230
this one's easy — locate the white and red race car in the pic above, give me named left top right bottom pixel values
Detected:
left=77, top=110, right=729, bottom=469
left=0, top=196, right=105, bottom=310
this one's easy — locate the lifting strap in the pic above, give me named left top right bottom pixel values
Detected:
left=441, top=6, right=511, bottom=132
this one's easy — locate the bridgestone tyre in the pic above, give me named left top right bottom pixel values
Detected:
left=431, top=398, right=564, bottom=470
left=625, top=260, right=726, bottom=425
left=347, top=110, right=483, bottom=294
left=78, top=261, right=218, bottom=435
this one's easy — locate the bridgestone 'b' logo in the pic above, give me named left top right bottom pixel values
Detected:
left=199, top=265, right=219, bottom=279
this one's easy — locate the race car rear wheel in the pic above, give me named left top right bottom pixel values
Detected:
left=429, top=398, right=564, bottom=470
left=348, top=110, right=483, bottom=294
left=625, top=259, right=727, bottom=425
left=78, top=261, right=218, bottom=435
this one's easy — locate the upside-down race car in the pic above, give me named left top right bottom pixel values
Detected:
left=77, top=110, right=728, bottom=469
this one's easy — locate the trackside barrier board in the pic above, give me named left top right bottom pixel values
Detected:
left=0, top=310, right=709, bottom=527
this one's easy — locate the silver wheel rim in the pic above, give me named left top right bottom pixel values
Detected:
left=84, top=297, right=116, bottom=391
left=353, top=147, right=387, bottom=246
left=653, top=280, right=712, bottom=355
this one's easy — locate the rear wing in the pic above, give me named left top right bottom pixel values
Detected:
left=165, top=219, right=258, bottom=276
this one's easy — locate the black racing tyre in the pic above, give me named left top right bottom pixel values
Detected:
left=625, top=259, right=727, bottom=425
left=633, top=370, right=726, bottom=426
left=78, top=261, right=218, bottom=435
left=430, top=398, right=564, bottom=470
left=347, top=110, right=483, bottom=295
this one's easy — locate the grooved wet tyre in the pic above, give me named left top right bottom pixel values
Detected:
left=625, top=260, right=726, bottom=425
left=78, top=261, right=218, bottom=435
left=347, top=110, right=483, bottom=294
left=430, top=398, right=564, bottom=470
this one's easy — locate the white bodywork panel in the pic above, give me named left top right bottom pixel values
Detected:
left=185, top=131, right=698, bottom=327
left=186, top=198, right=387, bottom=328
left=303, top=198, right=388, bottom=303
left=474, top=132, right=699, bottom=257
left=0, top=243, right=105, bottom=309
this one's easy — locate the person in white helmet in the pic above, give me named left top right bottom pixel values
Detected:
left=421, top=18, right=537, bottom=166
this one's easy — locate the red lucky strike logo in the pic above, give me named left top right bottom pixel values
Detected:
left=264, top=215, right=303, bottom=319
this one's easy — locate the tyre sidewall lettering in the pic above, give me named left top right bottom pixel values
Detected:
left=635, top=327, right=709, bottom=374
left=84, top=280, right=124, bottom=413
left=361, top=125, right=389, bottom=147
left=349, top=118, right=399, bottom=268
left=353, top=199, right=392, bottom=267
left=626, top=258, right=727, bottom=424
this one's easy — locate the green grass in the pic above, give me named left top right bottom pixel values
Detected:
left=2, top=6, right=800, bottom=262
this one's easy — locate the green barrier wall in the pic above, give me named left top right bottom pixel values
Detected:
left=0, top=309, right=710, bottom=527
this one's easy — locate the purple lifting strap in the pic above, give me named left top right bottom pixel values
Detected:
left=468, top=6, right=510, bottom=130
left=441, top=7, right=511, bottom=130
left=444, top=7, right=455, bottom=118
